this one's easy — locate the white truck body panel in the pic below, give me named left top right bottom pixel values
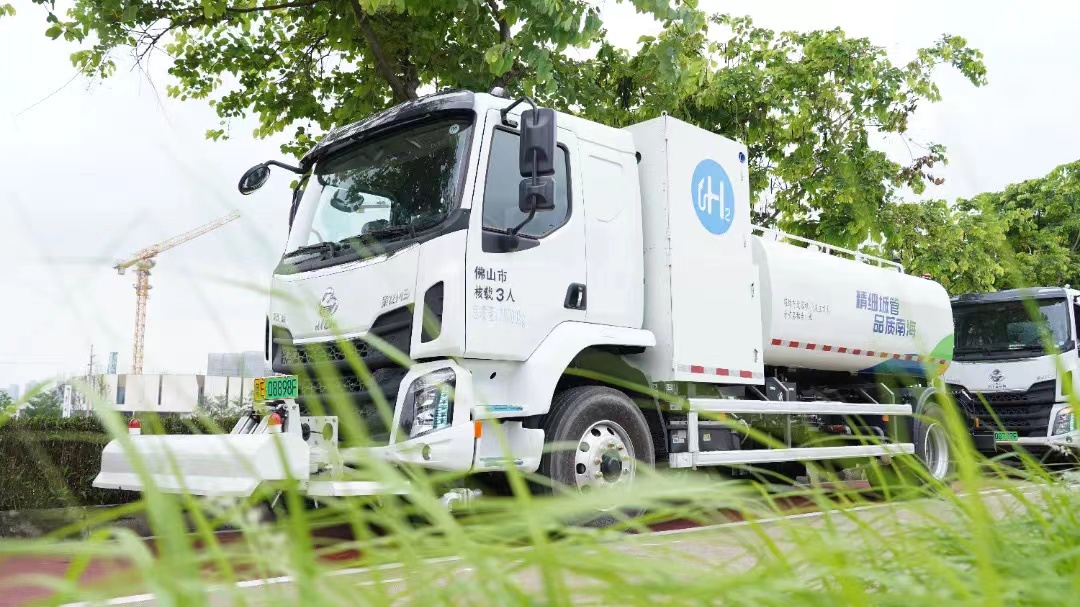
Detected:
left=579, top=138, right=645, bottom=329
left=463, top=109, right=589, bottom=361
left=624, top=116, right=762, bottom=384
left=95, top=432, right=311, bottom=497
left=270, top=244, right=420, bottom=343
left=946, top=355, right=1063, bottom=393
left=752, top=236, right=954, bottom=374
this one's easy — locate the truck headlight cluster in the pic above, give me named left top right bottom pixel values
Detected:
left=400, top=368, right=456, bottom=440
left=1053, top=407, right=1074, bottom=436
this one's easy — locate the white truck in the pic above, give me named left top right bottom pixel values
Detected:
left=944, top=287, right=1080, bottom=457
left=94, top=89, right=958, bottom=511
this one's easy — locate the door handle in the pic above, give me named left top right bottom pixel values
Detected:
left=564, top=283, right=587, bottom=310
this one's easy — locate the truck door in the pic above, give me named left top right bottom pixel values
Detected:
left=463, top=109, right=587, bottom=360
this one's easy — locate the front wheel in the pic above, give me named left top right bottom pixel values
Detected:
left=538, top=385, right=655, bottom=527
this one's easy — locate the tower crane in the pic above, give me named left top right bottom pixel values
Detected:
left=115, top=210, right=241, bottom=374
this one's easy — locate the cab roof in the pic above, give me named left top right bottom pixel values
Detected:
left=951, top=287, right=1079, bottom=304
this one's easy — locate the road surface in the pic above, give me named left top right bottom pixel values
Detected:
left=55, top=482, right=1065, bottom=607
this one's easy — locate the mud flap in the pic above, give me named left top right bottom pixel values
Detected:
left=93, top=433, right=311, bottom=497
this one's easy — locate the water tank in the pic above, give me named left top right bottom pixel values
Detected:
left=751, top=237, right=953, bottom=375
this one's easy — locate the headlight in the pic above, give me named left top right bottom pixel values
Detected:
left=399, top=368, right=456, bottom=440
left=1052, top=407, right=1074, bottom=436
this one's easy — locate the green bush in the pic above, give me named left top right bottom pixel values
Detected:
left=0, top=415, right=240, bottom=511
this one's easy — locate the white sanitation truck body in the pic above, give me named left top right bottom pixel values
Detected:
left=943, top=287, right=1080, bottom=456
left=95, top=90, right=956, bottom=502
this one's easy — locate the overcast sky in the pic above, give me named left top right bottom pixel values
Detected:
left=1, top=0, right=1078, bottom=388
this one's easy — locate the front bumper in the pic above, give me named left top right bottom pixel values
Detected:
left=993, top=434, right=1080, bottom=455
left=379, top=359, right=544, bottom=474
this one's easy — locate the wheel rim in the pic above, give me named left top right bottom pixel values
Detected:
left=922, top=421, right=950, bottom=480
left=574, top=420, right=636, bottom=490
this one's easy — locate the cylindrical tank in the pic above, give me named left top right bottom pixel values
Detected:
left=751, top=236, right=953, bottom=375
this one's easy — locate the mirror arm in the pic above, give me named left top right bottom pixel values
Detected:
left=264, top=160, right=304, bottom=174
left=500, top=96, right=538, bottom=127
left=509, top=207, right=537, bottom=236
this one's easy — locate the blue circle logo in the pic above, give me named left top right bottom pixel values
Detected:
left=691, top=159, right=734, bottom=235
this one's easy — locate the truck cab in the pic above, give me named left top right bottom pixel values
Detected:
left=944, top=287, right=1080, bottom=455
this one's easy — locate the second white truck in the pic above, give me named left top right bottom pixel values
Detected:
left=945, top=287, right=1080, bottom=457
left=94, top=89, right=958, bottom=512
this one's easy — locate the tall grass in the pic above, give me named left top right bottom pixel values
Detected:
left=1, top=367, right=1077, bottom=607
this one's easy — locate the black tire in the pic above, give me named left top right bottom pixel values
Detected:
left=538, top=385, right=655, bottom=527
left=913, top=401, right=954, bottom=481
left=868, top=400, right=953, bottom=499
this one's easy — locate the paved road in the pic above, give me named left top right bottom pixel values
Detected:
left=57, top=482, right=1065, bottom=607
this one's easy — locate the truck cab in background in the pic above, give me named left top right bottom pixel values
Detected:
left=944, top=287, right=1080, bottom=457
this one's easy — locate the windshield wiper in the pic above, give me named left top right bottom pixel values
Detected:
left=282, top=241, right=343, bottom=260
left=360, top=224, right=416, bottom=239
left=1008, top=344, right=1048, bottom=353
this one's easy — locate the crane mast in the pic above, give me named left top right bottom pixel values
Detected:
left=115, top=210, right=241, bottom=374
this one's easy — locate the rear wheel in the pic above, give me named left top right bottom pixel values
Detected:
left=916, top=403, right=953, bottom=481
left=868, top=401, right=953, bottom=499
left=538, top=385, right=655, bottom=527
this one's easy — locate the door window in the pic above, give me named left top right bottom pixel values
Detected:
left=481, top=128, right=571, bottom=238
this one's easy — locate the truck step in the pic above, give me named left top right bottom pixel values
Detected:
left=686, top=398, right=912, bottom=416
left=668, top=443, right=915, bottom=469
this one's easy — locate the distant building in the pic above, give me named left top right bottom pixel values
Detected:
left=207, top=351, right=266, bottom=378
left=2, top=384, right=18, bottom=400
left=103, top=373, right=254, bottom=415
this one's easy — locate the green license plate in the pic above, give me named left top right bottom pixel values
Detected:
left=253, top=376, right=298, bottom=402
left=994, top=431, right=1019, bottom=442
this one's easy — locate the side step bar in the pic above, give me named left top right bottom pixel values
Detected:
left=670, top=443, right=915, bottom=469
left=669, top=397, right=913, bottom=470
left=686, top=398, right=912, bottom=416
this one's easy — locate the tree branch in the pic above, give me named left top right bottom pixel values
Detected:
left=493, top=59, right=527, bottom=89
left=485, top=0, right=511, bottom=42
left=348, top=0, right=416, bottom=102
left=226, top=0, right=323, bottom=14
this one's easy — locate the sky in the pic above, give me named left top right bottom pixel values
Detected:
left=1, top=0, right=1079, bottom=388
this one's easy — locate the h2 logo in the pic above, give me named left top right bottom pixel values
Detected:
left=691, top=158, right=734, bottom=235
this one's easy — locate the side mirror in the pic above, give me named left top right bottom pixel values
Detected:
left=518, top=107, right=557, bottom=177
left=519, top=176, right=556, bottom=212
left=517, top=105, right=557, bottom=215
left=238, top=163, right=271, bottom=195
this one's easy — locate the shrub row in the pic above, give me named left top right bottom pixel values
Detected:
left=0, top=415, right=239, bottom=511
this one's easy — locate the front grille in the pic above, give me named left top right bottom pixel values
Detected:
left=272, top=306, right=413, bottom=443
left=962, top=380, right=1056, bottom=437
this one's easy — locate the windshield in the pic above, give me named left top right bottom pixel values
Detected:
left=953, top=297, right=1072, bottom=360
left=284, top=115, right=474, bottom=258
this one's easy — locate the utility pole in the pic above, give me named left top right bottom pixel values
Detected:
left=82, top=344, right=97, bottom=414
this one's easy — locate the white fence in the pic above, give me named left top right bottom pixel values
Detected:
left=96, top=374, right=253, bottom=414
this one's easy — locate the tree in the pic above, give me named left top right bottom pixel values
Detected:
left=30, top=0, right=686, bottom=156
left=568, top=14, right=988, bottom=248
left=986, top=160, right=1080, bottom=289
left=197, top=392, right=252, bottom=417
left=873, top=197, right=1009, bottom=294
left=33, top=3, right=985, bottom=251
left=22, top=386, right=64, bottom=418
left=0, top=391, right=14, bottom=414
left=873, top=159, right=1080, bottom=295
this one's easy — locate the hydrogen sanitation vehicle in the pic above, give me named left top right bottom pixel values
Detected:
left=95, top=89, right=958, bottom=511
